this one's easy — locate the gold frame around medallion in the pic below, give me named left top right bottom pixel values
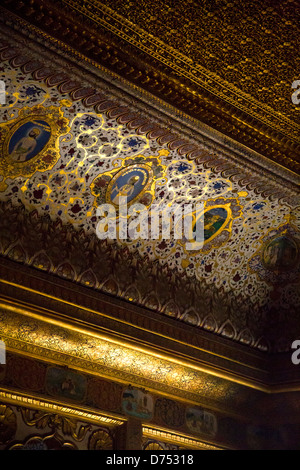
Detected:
left=105, top=163, right=154, bottom=208
left=178, top=199, right=241, bottom=256
left=90, top=151, right=169, bottom=212
left=0, top=104, right=71, bottom=191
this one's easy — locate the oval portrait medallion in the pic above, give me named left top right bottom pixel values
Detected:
left=262, top=235, right=298, bottom=271
left=106, top=164, right=153, bottom=207
left=8, top=119, right=52, bottom=163
left=176, top=203, right=233, bottom=253
left=188, top=206, right=229, bottom=245
left=201, top=206, right=229, bottom=243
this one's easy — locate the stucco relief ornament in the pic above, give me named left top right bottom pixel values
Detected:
left=0, top=104, right=71, bottom=191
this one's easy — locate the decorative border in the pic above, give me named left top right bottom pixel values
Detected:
left=142, top=425, right=223, bottom=450
left=0, top=388, right=125, bottom=427
left=1, top=264, right=299, bottom=393
left=0, top=255, right=275, bottom=371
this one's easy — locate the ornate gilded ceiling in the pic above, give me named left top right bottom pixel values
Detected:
left=0, top=2, right=300, bottom=450
left=0, top=18, right=299, bottom=358
left=0, top=0, right=299, bottom=399
left=1, top=0, right=300, bottom=175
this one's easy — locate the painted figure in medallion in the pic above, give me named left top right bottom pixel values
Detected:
left=179, top=198, right=242, bottom=254
left=108, top=166, right=151, bottom=206
left=110, top=175, right=140, bottom=205
left=90, top=152, right=167, bottom=213
left=262, top=235, right=298, bottom=271
left=0, top=104, right=70, bottom=192
left=8, top=120, right=51, bottom=162
left=202, top=207, right=228, bottom=241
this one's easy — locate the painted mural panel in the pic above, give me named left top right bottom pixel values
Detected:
left=202, top=207, right=229, bottom=242
left=154, top=398, right=185, bottom=428
left=122, top=388, right=153, bottom=420
left=185, top=407, right=217, bottom=437
left=262, top=235, right=298, bottom=271
left=45, top=367, right=87, bottom=402
left=0, top=32, right=299, bottom=353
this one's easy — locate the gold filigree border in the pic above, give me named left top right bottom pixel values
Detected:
left=0, top=296, right=274, bottom=396
left=0, top=388, right=125, bottom=427
left=142, top=424, right=224, bottom=450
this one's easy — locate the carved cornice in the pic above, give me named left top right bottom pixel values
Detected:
left=0, top=389, right=126, bottom=428
left=0, top=299, right=263, bottom=416
left=0, top=257, right=270, bottom=390
left=142, top=425, right=222, bottom=450
left=0, top=389, right=225, bottom=449
left=1, top=0, right=299, bottom=175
